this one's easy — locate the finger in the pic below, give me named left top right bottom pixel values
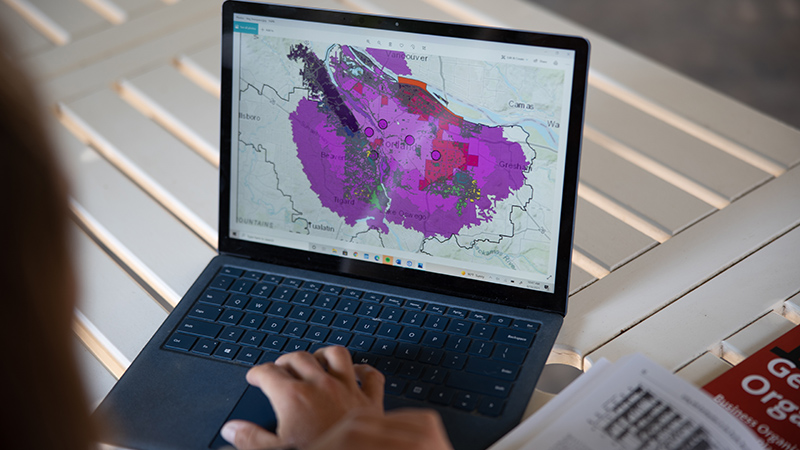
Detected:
left=314, top=345, right=357, bottom=384
left=353, top=364, right=385, bottom=404
left=220, top=420, right=282, bottom=450
left=246, top=362, right=295, bottom=393
left=274, top=350, right=328, bottom=380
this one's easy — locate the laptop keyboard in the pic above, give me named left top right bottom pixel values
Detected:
left=164, top=266, right=539, bottom=417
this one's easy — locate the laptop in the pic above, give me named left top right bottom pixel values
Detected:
left=94, top=2, right=589, bottom=449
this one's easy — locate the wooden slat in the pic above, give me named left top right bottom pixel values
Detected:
left=26, top=0, right=219, bottom=81
left=83, top=0, right=164, bottom=20
left=53, top=122, right=215, bottom=303
left=175, top=43, right=221, bottom=97
left=0, top=1, right=53, bottom=55
left=561, top=164, right=800, bottom=356
left=573, top=197, right=655, bottom=273
left=74, top=336, right=118, bottom=409
left=568, top=264, right=594, bottom=295
left=120, top=64, right=220, bottom=166
left=59, top=88, right=219, bottom=248
left=586, top=88, right=772, bottom=203
left=720, top=312, right=797, bottom=365
left=587, top=223, right=800, bottom=370
left=675, top=352, right=731, bottom=388
left=26, top=0, right=110, bottom=39
left=71, top=222, right=168, bottom=366
left=579, top=139, right=714, bottom=236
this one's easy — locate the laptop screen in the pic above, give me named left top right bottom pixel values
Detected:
left=220, top=2, right=588, bottom=312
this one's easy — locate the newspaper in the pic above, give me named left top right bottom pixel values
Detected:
left=491, top=353, right=765, bottom=450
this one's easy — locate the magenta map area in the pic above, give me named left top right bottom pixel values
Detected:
left=286, top=44, right=531, bottom=238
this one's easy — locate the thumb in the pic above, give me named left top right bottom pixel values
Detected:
left=221, top=420, right=282, bottom=450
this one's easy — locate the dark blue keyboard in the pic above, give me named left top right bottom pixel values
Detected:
left=164, top=266, right=539, bottom=417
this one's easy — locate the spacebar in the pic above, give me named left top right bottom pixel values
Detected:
left=446, top=371, right=511, bottom=398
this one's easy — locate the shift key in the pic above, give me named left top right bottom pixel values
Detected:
left=178, top=318, right=223, bottom=338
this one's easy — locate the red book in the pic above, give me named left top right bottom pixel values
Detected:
left=702, top=325, right=800, bottom=450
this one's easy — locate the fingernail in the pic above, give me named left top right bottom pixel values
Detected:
left=220, top=422, right=241, bottom=443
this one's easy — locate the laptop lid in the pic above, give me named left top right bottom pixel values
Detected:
left=219, top=1, right=588, bottom=315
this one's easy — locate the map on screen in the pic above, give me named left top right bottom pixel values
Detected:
left=232, top=30, right=570, bottom=289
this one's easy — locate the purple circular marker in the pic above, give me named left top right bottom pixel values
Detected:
left=369, top=151, right=379, bottom=160
left=364, top=127, right=374, bottom=137
left=431, top=150, right=441, bottom=161
left=405, top=135, right=415, bottom=145
left=378, top=119, right=388, bottom=129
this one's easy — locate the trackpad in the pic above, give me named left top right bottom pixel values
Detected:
left=209, top=385, right=277, bottom=448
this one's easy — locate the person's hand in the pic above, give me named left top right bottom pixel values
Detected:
left=221, top=346, right=384, bottom=449
left=308, top=408, right=454, bottom=450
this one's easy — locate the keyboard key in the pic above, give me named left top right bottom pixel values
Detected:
left=285, top=339, right=310, bottom=352
left=373, top=340, right=397, bottom=356
left=235, top=348, right=262, bottom=365
left=199, top=289, right=228, bottom=305
left=334, top=298, right=359, bottom=314
left=377, top=358, right=401, bottom=375
left=213, top=343, right=240, bottom=360
left=383, top=297, right=403, bottom=307
left=240, top=313, right=265, bottom=330
left=288, top=305, right=313, bottom=322
left=220, top=267, right=244, bottom=277
left=282, top=278, right=303, bottom=289
left=429, top=386, right=455, bottom=405
left=445, top=336, right=471, bottom=352
left=165, top=333, right=196, bottom=351
left=326, top=330, right=352, bottom=346
left=512, top=320, right=540, bottom=332
left=375, top=322, right=402, bottom=339
left=301, top=280, right=323, bottom=291
left=305, top=326, right=330, bottom=342
left=242, top=270, right=265, bottom=280
left=469, top=324, right=496, bottom=340
left=421, top=367, right=447, bottom=384
left=419, top=348, right=444, bottom=365
left=353, top=352, right=377, bottom=366
left=349, top=335, right=374, bottom=351
left=241, top=330, right=266, bottom=347
left=400, top=311, right=426, bottom=326
left=468, top=311, right=490, bottom=322
left=426, top=304, right=446, bottom=315
left=224, top=294, right=249, bottom=309
left=397, top=327, right=423, bottom=343
left=362, top=292, right=383, bottom=302
left=397, top=362, right=424, bottom=379
left=262, top=335, right=288, bottom=352
left=309, top=310, right=335, bottom=326
left=405, top=382, right=430, bottom=400
left=468, top=340, right=495, bottom=358
left=332, top=314, right=356, bottom=330
left=270, top=287, right=296, bottom=301
left=446, top=308, right=468, bottom=318
left=292, top=291, right=316, bottom=305
left=442, top=352, right=467, bottom=370
left=284, top=322, right=308, bottom=338
left=192, top=338, right=218, bottom=355
left=218, top=310, right=244, bottom=325
left=489, top=315, right=512, bottom=327
left=261, top=318, right=287, bottom=333
left=493, top=344, right=527, bottom=363
left=421, top=331, right=447, bottom=348
left=342, top=288, right=363, bottom=298
left=250, top=283, right=276, bottom=298
left=267, top=302, right=290, bottom=317
left=494, top=329, right=535, bottom=348
left=356, top=303, right=381, bottom=318
left=396, top=343, right=421, bottom=360
left=353, top=318, right=378, bottom=334
left=314, top=293, right=338, bottom=309
left=219, top=326, right=245, bottom=343
left=321, top=285, right=343, bottom=295
left=188, top=305, right=222, bottom=321
left=385, top=377, right=406, bottom=395
left=478, top=397, right=505, bottom=417
left=210, top=275, right=235, bottom=290
left=404, top=300, right=425, bottom=310
left=447, top=372, right=511, bottom=398
left=378, top=306, right=403, bottom=322
left=452, top=392, right=479, bottom=411
left=465, top=358, right=519, bottom=381
left=178, top=319, right=222, bottom=338
left=244, top=298, right=270, bottom=313
left=229, top=279, right=255, bottom=294
left=446, top=319, right=471, bottom=335
left=423, top=316, right=448, bottom=331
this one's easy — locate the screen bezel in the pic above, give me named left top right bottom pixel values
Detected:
left=219, top=0, right=589, bottom=314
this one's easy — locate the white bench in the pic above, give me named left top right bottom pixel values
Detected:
left=4, top=0, right=799, bottom=427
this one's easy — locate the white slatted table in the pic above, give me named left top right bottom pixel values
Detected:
left=3, top=0, right=799, bottom=438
